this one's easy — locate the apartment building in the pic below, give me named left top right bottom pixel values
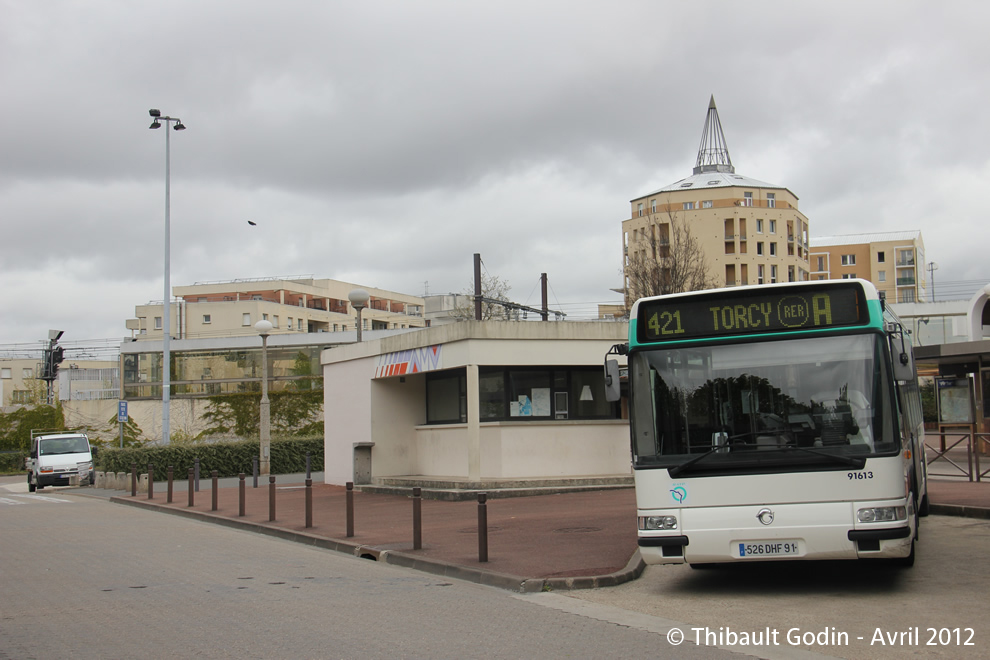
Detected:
left=622, top=97, right=810, bottom=307
left=809, top=231, right=927, bottom=303
left=127, top=276, right=427, bottom=341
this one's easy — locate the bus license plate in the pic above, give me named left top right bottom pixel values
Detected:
left=737, top=541, right=799, bottom=558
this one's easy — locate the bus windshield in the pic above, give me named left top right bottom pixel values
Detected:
left=629, top=333, right=899, bottom=473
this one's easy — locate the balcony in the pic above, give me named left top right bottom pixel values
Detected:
left=896, top=277, right=916, bottom=286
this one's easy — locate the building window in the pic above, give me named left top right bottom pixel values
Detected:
left=203, top=314, right=211, bottom=324
left=273, top=316, right=279, bottom=328
left=878, top=271, right=886, bottom=282
left=702, top=200, right=713, bottom=208
left=154, top=317, right=162, bottom=330
left=901, top=290, right=916, bottom=303
left=12, top=390, right=33, bottom=404
left=842, top=273, right=857, bottom=279
left=743, top=192, right=753, bottom=207
left=637, top=203, right=644, bottom=217
left=769, top=219, right=776, bottom=234
left=651, top=199, right=657, bottom=213
left=770, top=265, right=778, bottom=284
left=758, top=265, right=765, bottom=285
left=252, top=294, right=262, bottom=301
left=298, top=319, right=304, bottom=331
left=841, top=254, right=856, bottom=266
left=816, top=256, right=825, bottom=271
left=22, top=368, right=33, bottom=379
left=770, top=242, right=777, bottom=256
left=1, top=368, right=11, bottom=379
left=473, top=367, right=616, bottom=421
left=756, top=219, right=763, bottom=233
left=756, top=242, right=764, bottom=256
left=877, top=251, right=885, bottom=263
left=767, top=193, right=776, bottom=208
left=242, top=313, right=251, bottom=326
left=426, top=369, right=467, bottom=423
left=682, top=201, right=695, bottom=210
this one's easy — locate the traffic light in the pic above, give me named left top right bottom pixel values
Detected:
left=41, top=344, right=65, bottom=382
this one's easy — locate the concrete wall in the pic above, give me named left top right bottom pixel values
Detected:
left=321, top=322, right=631, bottom=485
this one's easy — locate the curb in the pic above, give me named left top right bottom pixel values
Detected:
left=929, top=503, right=990, bottom=520
left=107, top=496, right=644, bottom=592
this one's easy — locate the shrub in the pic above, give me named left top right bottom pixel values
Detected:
left=97, top=436, right=324, bottom=481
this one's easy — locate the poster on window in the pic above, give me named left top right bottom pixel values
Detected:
left=511, top=395, right=532, bottom=417
left=531, top=388, right=551, bottom=416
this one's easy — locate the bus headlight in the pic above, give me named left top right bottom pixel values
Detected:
left=639, top=515, right=678, bottom=530
left=857, top=506, right=906, bottom=523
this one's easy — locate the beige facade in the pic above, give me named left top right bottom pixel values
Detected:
left=622, top=98, right=810, bottom=308
left=128, top=276, right=427, bottom=341
left=321, top=322, right=630, bottom=486
left=1, top=358, right=118, bottom=409
left=623, top=184, right=810, bottom=305
left=809, top=231, right=927, bottom=303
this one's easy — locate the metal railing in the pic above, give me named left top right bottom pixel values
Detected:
left=924, top=432, right=990, bottom=482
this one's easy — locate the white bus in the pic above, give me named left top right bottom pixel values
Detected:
left=605, top=280, right=928, bottom=567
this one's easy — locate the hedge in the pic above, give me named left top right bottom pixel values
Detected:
left=0, top=451, right=27, bottom=474
left=97, top=436, right=325, bottom=481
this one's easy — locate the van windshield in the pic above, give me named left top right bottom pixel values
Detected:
left=38, top=436, right=90, bottom=455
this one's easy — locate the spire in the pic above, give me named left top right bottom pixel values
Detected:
left=693, top=95, right=735, bottom=175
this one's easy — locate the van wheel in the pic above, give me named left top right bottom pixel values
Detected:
left=28, top=474, right=36, bottom=493
left=892, top=540, right=916, bottom=568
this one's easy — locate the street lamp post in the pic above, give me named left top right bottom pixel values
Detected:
left=148, top=109, right=186, bottom=444
left=254, top=320, right=274, bottom=475
left=348, top=289, right=370, bottom=342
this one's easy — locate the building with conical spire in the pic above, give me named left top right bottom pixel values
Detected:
left=621, top=96, right=811, bottom=307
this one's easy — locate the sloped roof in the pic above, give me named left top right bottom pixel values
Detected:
left=635, top=96, right=791, bottom=201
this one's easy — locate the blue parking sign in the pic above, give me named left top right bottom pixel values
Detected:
left=118, top=400, right=128, bottom=423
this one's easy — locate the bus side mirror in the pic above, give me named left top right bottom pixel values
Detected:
left=604, top=359, right=621, bottom=402
left=888, top=327, right=915, bottom=382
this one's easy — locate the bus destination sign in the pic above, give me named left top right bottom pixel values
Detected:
left=638, top=283, right=868, bottom=342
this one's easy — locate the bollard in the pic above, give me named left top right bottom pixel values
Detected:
left=478, top=492, right=488, bottom=563
left=269, top=475, right=276, bottom=522
left=239, top=473, right=246, bottom=517
left=187, top=468, right=195, bottom=507
left=253, top=457, right=258, bottom=488
left=305, top=478, right=313, bottom=528
left=167, top=466, right=174, bottom=504
left=194, top=458, right=200, bottom=492
left=346, top=482, right=354, bottom=538
left=211, top=470, right=218, bottom=511
left=147, top=463, right=155, bottom=500
left=306, top=452, right=311, bottom=480
left=131, top=463, right=137, bottom=497
left=413, top=487, right=422, bottom=550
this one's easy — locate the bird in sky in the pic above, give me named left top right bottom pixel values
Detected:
left=247, top=220, right=257, bottom=226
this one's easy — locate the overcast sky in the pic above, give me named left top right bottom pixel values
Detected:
left=2, top=1, right=988, bottom=351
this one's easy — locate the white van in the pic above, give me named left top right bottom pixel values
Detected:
left=26, top=432, right=96, bottom=491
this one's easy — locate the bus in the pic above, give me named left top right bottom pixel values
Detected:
left=604, top=279, right=928, bottom=567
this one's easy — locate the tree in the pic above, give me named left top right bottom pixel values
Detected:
left=623, top=205, right=718, bottom=310
left=450, top=273, right=513, bottom=321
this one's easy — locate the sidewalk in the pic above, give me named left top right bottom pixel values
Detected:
left=82, top=472, right=990, bottom=593
left=105, top=476, right=642, bottom=592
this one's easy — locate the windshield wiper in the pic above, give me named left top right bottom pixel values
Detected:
left=668, top=443, right=729, bottom=478
left=778, top=444, right=865, bottom=468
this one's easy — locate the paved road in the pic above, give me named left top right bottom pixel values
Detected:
left=0, top=486, right=742, bottom=660
left=568, top=515, right=990, bottom=660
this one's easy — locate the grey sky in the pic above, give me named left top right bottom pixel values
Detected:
left=2, top=1, right=988, bottom=347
